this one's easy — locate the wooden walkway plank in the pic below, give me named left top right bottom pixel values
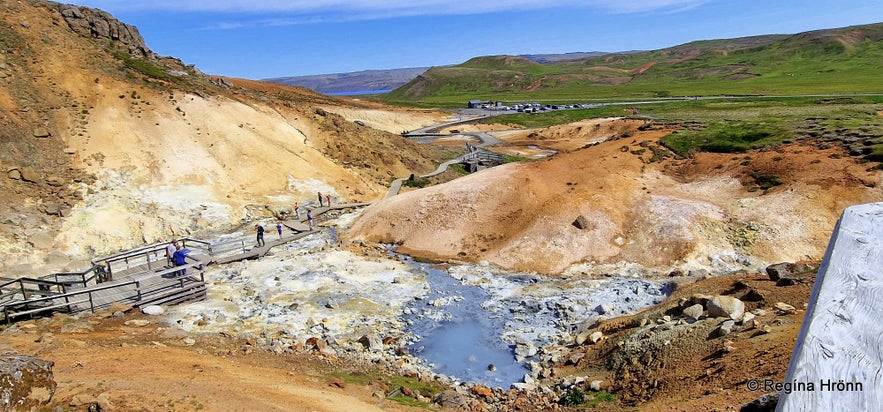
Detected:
left=777, top=202, right=883, bottom=411
left=2, top=202, right=372, bottom=322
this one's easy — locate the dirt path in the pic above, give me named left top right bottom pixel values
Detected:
left=3, top=311, right=421, bottom=412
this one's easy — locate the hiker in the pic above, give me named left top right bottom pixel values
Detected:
left=326, top=194, right=331, bottom=207
left=294, top=202, right=300, bottom=220
left=318, top=191, right=323, bottom=207
left=276, top=222, right=283, bottom=239
left=172, top=244, right=188, bottom=276
left=165, top=240, right=178, bottom=267
left=255, top=223, right=265, bottom=247
left=465, top=142, right=471, bottom=152
left=307, top=209, right=314, bottom=229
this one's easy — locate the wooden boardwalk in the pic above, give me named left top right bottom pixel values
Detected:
left=777, top=202, right=883, bottom=411
left=1, top=203, right=369, bottom=322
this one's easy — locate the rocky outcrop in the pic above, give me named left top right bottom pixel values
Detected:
left=52, top=3, right=154, bottom=59
left=0, top=354, right=56, bottom=411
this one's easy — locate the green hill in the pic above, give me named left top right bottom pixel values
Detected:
left=382, top=23, right=883, bottom=106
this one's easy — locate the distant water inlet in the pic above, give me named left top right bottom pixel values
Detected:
left=399, top=257, right=674, bottom=388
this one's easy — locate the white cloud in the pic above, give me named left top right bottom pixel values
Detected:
left=74, top=0, right=710, bottom=16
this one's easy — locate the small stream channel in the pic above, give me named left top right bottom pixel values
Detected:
left=397, top=254, right=675, bottom=388
left=401, top=257, right=529, bottom=387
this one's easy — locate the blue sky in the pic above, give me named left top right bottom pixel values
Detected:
left=72, top=0, right=883, bottom=79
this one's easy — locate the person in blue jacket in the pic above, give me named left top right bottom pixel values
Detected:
left=172, top=244, right=188, bottom=276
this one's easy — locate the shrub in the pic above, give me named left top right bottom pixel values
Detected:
left=751, top=172, right=783, bottom=189
left=558, top=389, right=584, bottom=406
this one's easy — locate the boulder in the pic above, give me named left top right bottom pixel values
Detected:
left=27, top=233, right=55, bottom=250
left=706, top=296, right=745, bottom=320
left=0, top=355, right=56, bottom=410
left=141, top=305, right=164, bottom=315
left=741, top=288, right=765, bottom=302
left=741, top=392, right=779, bottom=412
left=594, top=302, right=614, bottom=315
left=514, top=340, right=538, bottom=360
left=572, top=215, right=591, bottom=230
left=54, top=3, right=154, bottom=58
left=433, top=390, right=470, bottom=409
left=682, top=304, right=704, bottom=319
left=107, top=302, right=133, bottom=314
left=774, top=302, right=796, bottom=315
left=589, top=331, right=604, bottom=344
left=717, top=320, right=736, bottom=337
left=19, top=167, right=39, bottom=183
left=765, top=262, right=797, bottom=281
left=357, top=334, right=383, bottom=351
left=59, top=321, right=93, bottom=334
left=32, top=128, right=51, bottom=138
left=470, top=385, right=493, bottom=399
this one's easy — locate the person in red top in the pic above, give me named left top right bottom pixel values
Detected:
left=326, top=194, right=331, bottom=207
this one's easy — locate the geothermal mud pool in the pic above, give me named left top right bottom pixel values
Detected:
left=167, top=211, right=673, bottom=387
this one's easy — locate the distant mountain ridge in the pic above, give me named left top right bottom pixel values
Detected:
left=265, top=67, right=430, bottom=94
left=381, top=22, right=883, bottom=103
left=264, top=53, right=615, bottom=94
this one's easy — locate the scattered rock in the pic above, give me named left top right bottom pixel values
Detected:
left=141, top=305, right=164, bottom=315
left=741, top=312, right=757, bottom=328
left=19, top=167, right=39, bottom=183
left=741, top=288, right=765, bottom=302
left=594, top=302, right=614, bottom=315
left=682, top=304, right=704, bottom=319
left=589, top=331, right=604, bottom=344
left=572, top=215, right=591, bottom=230
left=706, top=295, right=745, bottom=320
left=774, top=302, right=796, bottom=315
left=27, top=233, right=55, bottom=250
left=433, top=390, right=470, bottom=409
left=741, top=392, right=779, bottom=412
left=0, top=355, right=56, bottom=410
left=357, top=334, right=383, bottom=351
left=765, top=262, right=797, bottom=281
left=328, top=377, right=346, bottom=388
left=590, top=380, right=603, bottom=391
left=514, top=340, right=538, bottom=360
left=107, top=302, right=133, bottom=314
left=566, top=352, right=585, bottom=365
left=32, top=128, right=51, bottom=138
left=60, top=322, right=94, bottom=334
left=470, top=385, right=493, bottom=399
left=124, top=319, right=149, bottom=327
left=716, top=320, right=736, bottom=337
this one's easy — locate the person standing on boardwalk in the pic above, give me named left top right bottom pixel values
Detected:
left=307, top=209, right=314, bottom=229
left=172, top=244, right=188, bottom=276
left=165, top=240, right=178, bottom=267
left=255, top=223, right=265, bottom=247
left=318, top=191, right=323, bottom=207
left=276, top=222, right=283, bottom=239
left=326, top=194, right=331, bottom=207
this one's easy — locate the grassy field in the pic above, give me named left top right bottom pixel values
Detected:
left=478, top=96, right=883, bottom=157
left=379, top=23, right=883, bottom=108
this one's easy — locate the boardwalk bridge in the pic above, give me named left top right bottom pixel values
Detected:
left=0, top=203, right=368, bottom=323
